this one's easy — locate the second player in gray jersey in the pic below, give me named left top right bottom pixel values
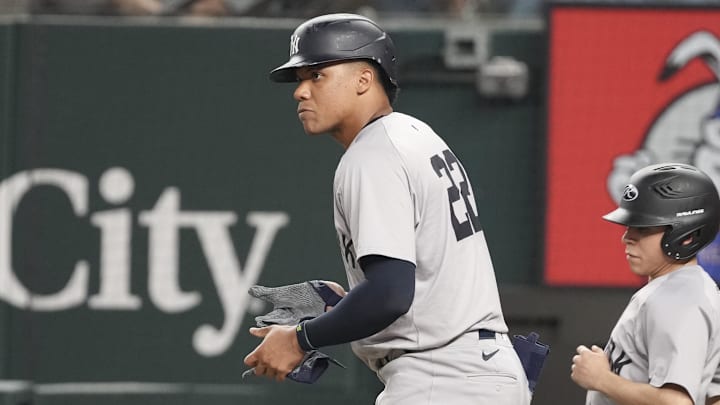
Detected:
left=243, top=13, right=531, bottom=405
left=571, top=163, right=720, bottom=405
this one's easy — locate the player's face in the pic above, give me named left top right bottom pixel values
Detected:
left=621, top=226, right=674, bottom=279
left=292, top=63, right=359, bottom=136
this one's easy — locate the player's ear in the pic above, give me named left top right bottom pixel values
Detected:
left=681, top=230, right=701, bottom=246
left=356, top=63, right=374, bottom=95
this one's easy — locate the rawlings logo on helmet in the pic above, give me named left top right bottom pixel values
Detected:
left=676, top=208, right=705, bottom=217
left=622, top=184, right=639, bottom=201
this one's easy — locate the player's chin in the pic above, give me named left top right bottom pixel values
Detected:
left=627, top=264, right=646, bottom=277
left=300, top=122, right=327, bottom=136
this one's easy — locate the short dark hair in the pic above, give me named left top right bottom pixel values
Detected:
left=368, top=60, right=399, bottom=104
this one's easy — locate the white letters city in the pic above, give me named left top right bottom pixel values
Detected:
left=0, top=167, right=289, bottom=356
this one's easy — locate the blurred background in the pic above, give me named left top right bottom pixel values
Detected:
left=0, top=0, right=719, bottom=404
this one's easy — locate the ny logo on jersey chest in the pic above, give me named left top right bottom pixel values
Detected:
left=340, top=233, right=356, bottom=269
left=608, top=339, right=632, bottom=375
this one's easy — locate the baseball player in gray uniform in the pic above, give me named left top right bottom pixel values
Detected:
left=571, top=163, right=720, bottom=405
left=243, top=13, right=531, bottom=404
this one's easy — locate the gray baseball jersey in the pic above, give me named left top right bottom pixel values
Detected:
left=587, top=265, right=720, bottom=405
left=332, top=112, right=508, bottom=368
left=708, top=328, right=720, bottom=401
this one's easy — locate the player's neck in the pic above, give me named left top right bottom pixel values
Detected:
left=332, top=104, right=393, bottom=149
left=647, top=257, right=697, bottom=281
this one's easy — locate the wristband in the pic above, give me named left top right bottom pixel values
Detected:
left=296, top=320, right=318, bottom=352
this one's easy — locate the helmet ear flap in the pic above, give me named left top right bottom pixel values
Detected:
left=661, top=225, right=707, bottom=260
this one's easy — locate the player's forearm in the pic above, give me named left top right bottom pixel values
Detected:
left=597, top=374, right=692, bottom=405
left=708, top=396, right=720, bottom=405
left=298, top=255, right=415, bottom=349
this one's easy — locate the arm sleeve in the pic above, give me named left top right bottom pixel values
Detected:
left=296, top=255, right=415, bottom=350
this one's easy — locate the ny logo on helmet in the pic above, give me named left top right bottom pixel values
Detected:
left=623, top=184, right=639, bottom=201
left=289, top=35, right=300, bottom=56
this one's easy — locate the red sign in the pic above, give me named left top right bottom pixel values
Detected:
left=545, top=5, right=720, bottom=286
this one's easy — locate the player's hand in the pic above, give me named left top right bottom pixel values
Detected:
left=571, top=345, right=611, bottom=391
left=318, top=280, right=347, bottom=310
left=244, top=325, right=305, bottom=382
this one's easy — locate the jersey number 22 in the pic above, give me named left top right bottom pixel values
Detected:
left=431, top=149, right=481, bottom=241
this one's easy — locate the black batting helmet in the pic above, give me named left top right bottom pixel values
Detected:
left=269, top=13, right=398, bottom=91
left=603, top=163, right=720, bottom=260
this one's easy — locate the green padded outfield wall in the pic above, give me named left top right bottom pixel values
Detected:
left=0, top=15, right=556, bottom=404
left=0, top=19, right=15, bottom=392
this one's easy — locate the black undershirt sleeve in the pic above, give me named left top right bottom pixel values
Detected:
left=297, top=255, right=415, bottom=350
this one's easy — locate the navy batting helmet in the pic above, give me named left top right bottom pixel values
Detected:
left=603, top=163, right=720, bottom=260
left=269, top=13, right=398, bottom=91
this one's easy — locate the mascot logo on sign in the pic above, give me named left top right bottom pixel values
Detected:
left=606, top=31, right=720, bottom=279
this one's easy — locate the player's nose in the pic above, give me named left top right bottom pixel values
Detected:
left=293, top=81, right=310, bottom=101
left=621, top=227, right=636, bottom=244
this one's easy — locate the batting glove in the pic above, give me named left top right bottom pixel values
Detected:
left=248, top=280, right=344, bottom=327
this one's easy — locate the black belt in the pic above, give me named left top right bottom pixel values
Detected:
left=478, top=329, right=497, bottom=339
left=376, top=329, right=499, bottom=370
